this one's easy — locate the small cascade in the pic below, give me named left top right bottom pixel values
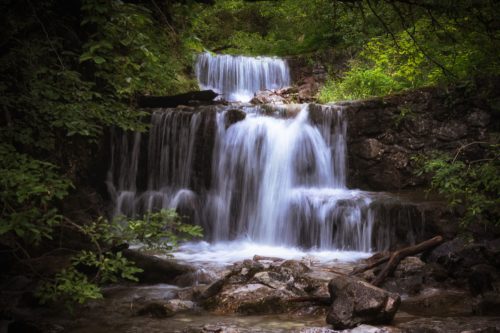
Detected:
left=195, top=52, right=291, bottom=102
left=107, top=109, right=206, bottom=218
left=107, top=53, right=428, bottom=254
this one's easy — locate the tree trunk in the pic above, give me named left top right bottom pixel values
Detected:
left=137, top=90, right=218, bottom=108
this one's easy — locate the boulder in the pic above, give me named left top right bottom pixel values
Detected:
left=326, top=275, right=400, bottom=329
left=136, top=302, right=175, bottom=318
left=224, top=109, right=246, bottom=128
left=201, top=259, right=324, bottom=315
left=251, top=90, right=288, bottom=104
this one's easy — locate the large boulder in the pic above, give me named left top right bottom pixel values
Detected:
left=200, top=259, right=323, bottom=315
left=326, top=275, right=400, bottom=329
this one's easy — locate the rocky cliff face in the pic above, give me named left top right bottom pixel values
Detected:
left=329, top=80, right=499, bottom=191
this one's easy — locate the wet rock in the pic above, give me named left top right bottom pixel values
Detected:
left=300, top=325, right=393, bottom=333
left=204, top=282, right=295, bottom=314
left=425, top=239, right=490, bottom=278
left=434, top=121, right=468, bottom=141
left=136, top=302, right=174, bottom=318
left=474, top=292, right=500, bottom=315
left=400, top=288, right=474, bottom=316
left=353, top=139, right=384, bottom=160
left=467, top=110, right=490, bottom=127
left=201, top=259, right=322, bottom=315
left=398, top=316, right=500, bottom=333
left=298, top=77, right=320, bottom=102
left=393, top=257, right=426, bottom=278
left=224, top=109, right=246, bottom=128
left=251, top=89, right=288, bottom=104
left=165, top=299, right=196, bottom=313
left=252, top=271, right=289, bottom=289
left=468, top=264, right=498, bottom=296
left=195, top=324, right=240, bottom=333
left=326, top=275, right=400, bottom=329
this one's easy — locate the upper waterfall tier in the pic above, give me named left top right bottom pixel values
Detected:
left=195, top=52, right=291, bottom=102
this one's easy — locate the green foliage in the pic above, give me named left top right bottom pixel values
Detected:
left=189, top=0, right=362, bottom=56
left=318, top=12, right=500, bottom=102
left=125, top=210, right=203, bottom=251
left=0, top=144, right=72, bottom=244
left=80, top=0, right=197, bottom=97
left=0, top=0, right=199, bottom=251
left=318, top=61, right=399, bottom=102
left=36, top=267, right=103, bottom=308
left=415, top=145, right=500, bottom=227
left=36, top=209, right=203, bottom=308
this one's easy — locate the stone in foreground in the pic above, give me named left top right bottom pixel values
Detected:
left=327, top=275, right=400, bottom=329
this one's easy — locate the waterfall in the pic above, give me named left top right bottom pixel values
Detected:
left=195, top=52, right=291, bottom=102
left=107, top=53, right=426, bottom=254
left=107, top=109, right=205, bottom=218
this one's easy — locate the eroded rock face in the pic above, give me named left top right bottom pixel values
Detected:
left=326, top=275, right=400, bottom=329
left=341, top=79, right=498, bottom=191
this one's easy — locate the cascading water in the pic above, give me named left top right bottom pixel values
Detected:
left=107, top=53, right=426, bottom=262
left=195, top=52, right=291, bottom=102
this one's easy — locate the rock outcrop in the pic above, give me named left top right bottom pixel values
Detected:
left=200, top=258, right=327, bottom=315
left=326, top=78, right=499, bottom=191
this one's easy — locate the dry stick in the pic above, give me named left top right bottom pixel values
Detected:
left=371, top=235, right=444, bottom=287
left=452, top=141, right=489, bottom=163
left=389, top=2, right=455, bottom=78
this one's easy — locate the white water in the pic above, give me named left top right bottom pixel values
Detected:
left=106, top=54, right=425, bottom=265
left=173, top=241, right=371, bottom=266
left=195, top=52, right=291, bottom=102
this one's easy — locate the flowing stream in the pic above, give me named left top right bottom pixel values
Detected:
left=107, top=53, right=426, bottom=264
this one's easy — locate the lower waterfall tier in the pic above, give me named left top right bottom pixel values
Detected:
left=107, top=104, right=438, bottom=252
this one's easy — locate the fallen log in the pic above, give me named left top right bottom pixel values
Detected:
left=349, top=254, right=391, bottom=276
left=137, top=90, right=218, bottom=108
left=371, top=235, right=444, bottom=286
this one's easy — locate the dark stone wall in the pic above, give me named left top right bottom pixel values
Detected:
left=333, top=78, right=499, bottom=191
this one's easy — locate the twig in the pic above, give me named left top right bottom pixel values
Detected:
left=372, top=235, right=444, bottom=286
left=150, top=0, right=177, bottom=36
left=365, top=0, right=400, bottom=49
left=452, top=141, right=489, bottom=163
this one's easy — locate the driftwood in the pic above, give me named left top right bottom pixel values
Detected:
left=349, top=253, right=391, bottom=276
left=371, top=236, right=444, bottom=286
left=349, top=236, right=444, bottom=286
left=137, top=90, right=218, bottom=108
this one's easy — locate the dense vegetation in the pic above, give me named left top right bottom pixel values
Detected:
left=1, top=0, right=499, bottom=306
